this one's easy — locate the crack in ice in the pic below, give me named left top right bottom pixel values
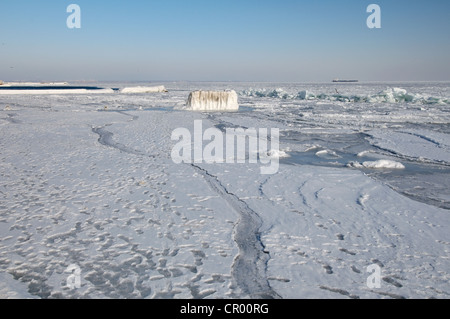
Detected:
left=190, top=164, right=280, bottom=299
left=91, top=125, right=155, bottom=158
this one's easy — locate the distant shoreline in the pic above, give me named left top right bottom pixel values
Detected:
left=333, top=79, right=359, bottom=83
left=0, top=86, right=105, bottom=91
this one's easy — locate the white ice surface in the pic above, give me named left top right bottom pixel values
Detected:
left=0, top=88, right=115, bottom=95
left=121, top=86, right=167, bottom=94
left=367, top=129, right=450, bottom=164
left=348, top=160, right=405, bottom=169
left=0, top=82, right=69, bottom=87
left=0, top=82, right=449, bottom=299
left=202, top=161, right=449, bottom=299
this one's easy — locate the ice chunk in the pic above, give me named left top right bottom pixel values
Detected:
left=240, top=87, right=449, bottom=105
left=120, top=86, right=167, bottom=93
left=241, top=88, right=267, bottom=97
left=316, top=149, right=339, bottom=158
left=297, top=90, right=316, bottom=100
left=267, top=88, right=292, bottom=99
left=347, top=161, right=364, bottom=168
left=357, top=150, right=372, bottom=157
left=367, top=129, right=450, bottom=164
left=347, top=160, right=405, bottom=169
left=362, top=160, right=405, bottom=169
left=368, top=88, right=414, bottom=103
left=267, top=149, right=290, bottom=159
left=185, top=90, right=239, bottom=112
left=240, top=88, right=293, bottom=99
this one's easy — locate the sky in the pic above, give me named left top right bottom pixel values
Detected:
left=0, top=0, right=449, bottom=82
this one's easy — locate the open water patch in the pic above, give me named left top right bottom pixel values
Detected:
left=280, top=132, right=450, bottom=210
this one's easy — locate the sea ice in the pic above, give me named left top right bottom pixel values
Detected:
left=347, top=160, right=405, bottom=169
left=120, top=86, right=167, bottom=94
left=367, top=129, right=450, bottom=164
left=0, top=81, right=449, bottom=300
left=267, top=149, right=290, bottom=159
left=184, top=90, right=239, bottom=112
left=362, top=159, right=406, bottom=169
left=0, top=88, right=114, bottom=95
left=240, top=87, right=449, bottom=105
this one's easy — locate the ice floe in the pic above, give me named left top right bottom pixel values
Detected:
left=120, top=86, right=167, bottom=94
left=347, top=160, right=406, bottom=169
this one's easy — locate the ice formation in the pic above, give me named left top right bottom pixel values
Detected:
left=347, top=160, right=405, bottom=169
left=241, top=87, right=450, bottom=105
left=120, top=86, right=167, bottom=94
left=242, top=88, right=293, bottom=99
left=185, top=90, right=239, bottom=111
left=267, top=149, right=290, bottom=159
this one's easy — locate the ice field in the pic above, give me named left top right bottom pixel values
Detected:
left=0, top=81, right=449, bottom=299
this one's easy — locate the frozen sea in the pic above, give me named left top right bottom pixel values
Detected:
left=0, top=81, right=449, bottom=299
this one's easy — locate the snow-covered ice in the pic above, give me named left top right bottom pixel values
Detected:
left=0, top=82, right=70, bottom=87
left=0, top=88, right=115, bottom=95
left=184, top=90, right=239, bottom=112
left=121, top=86, right=167, bottom=94
left=0, top=81, right=449, bottom=299
left=348, top=160, right=405, bottom=169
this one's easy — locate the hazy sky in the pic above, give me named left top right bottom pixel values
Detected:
left=1, top=0, right=449, bottom=82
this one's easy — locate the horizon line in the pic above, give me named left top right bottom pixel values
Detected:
left=2, top=79, right=450, bottom=84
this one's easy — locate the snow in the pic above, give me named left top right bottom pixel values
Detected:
left=267, top=149, right=290, bottom=159
left=121, top=86, right=167, bottom=94
left=347, top=160, right=405, bottom=169
left=0, top=88, right=114, bottom=95
left=367, top=129, right=450, bottom=164
left=0, top=272, right=37, bottom=299
left=316, top=149, right=339, bottom=158
left=362, top=160, right=405, bottom=169
left=0, top=81, right=449, bottom=299
left=204, top=161, right=449, bottom=299
left=184, top=90, right=239, bottom=111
